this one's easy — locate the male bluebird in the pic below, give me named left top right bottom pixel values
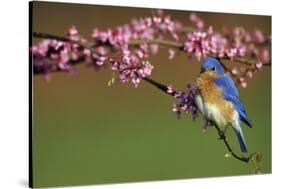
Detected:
left=195, top=57, right=252, bottom=152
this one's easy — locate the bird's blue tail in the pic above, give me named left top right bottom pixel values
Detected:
left=235, top=128, right=248, bottom=153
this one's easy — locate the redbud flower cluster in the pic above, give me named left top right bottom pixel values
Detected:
left=32, top=11, right=270, bottom=88
left=169, top=83, right=199, bottom=120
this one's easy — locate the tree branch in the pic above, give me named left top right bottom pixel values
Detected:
left=211, top=123, right=255, bottom=163
left=33, top=32, right=271, bottom=67
left=33, top=32, right=101, bottom=55
left=129, top=39, right=183, bottom=48
left=143, top=77, right=177, bottom=96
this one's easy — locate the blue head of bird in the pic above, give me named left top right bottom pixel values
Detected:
left=200, top=57, right=225, bottom=78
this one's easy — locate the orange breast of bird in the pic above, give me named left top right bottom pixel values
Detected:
left=196, top=73, right=236, bottom=126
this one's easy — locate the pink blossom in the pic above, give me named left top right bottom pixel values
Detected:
left=137, top=61, right=154, bottom=78
left=226, top=44, right=246, bottom=60
left=226, top=48, right=238, bottom=60
left=255, top=62, right=263, bottom=70
left=66, top=26, right=80, bottom=41
left=167, top=85, right=174, bottom=94
left=150, top=44, right=159, bottom=55
left=246, top=71, right=253, bottom=78
left=254, top=29, right=265, bottom=43
left=172, top=103, right=181, bottom=119
left=209, top=34, right=227, bottom=57
left=231, top=67, right=238, bottom=75
left=240, top=81, right=247, bottom=88
left=92, top=28, right=112, bottom=43
left=172, top=83, right=199, bottom=120
left=95, top=47, right=107, bottom=55
left=238, top=77, right=245, bottom=83
left=110, top=47, right=153, bottom=87
left=184, top=31, right=210, bottom=60
left=238, top=77, right=247, bottom=88
left=244, top=33, right=252, bottom=42
left=32, top=38, right=78, bottom=77
left=189, top=13, right=204, bottom=29
left=183, top=30, right=232, bottom=61
left=168, top=49, right=176, bottom=60
left=259, top=49, right=270, bottom=63
left=172, top=103, right=179, bottom=112
left=95, top=56, right=107, bottom=66
left=152, top=16, right=162, bottom=24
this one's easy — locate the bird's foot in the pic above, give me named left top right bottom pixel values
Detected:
left=203, top=120, right=214, bottom=131
left=218, top=125, right=229, bottom=140
left=208, top=120, right=216, bottom=127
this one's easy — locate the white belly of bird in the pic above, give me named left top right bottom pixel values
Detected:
left=204, top=103, right=227, bottom=126
left=195, top=94, right=239, bottom=129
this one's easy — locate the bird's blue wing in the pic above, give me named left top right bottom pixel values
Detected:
left=214, top=75, right=252, bottom=128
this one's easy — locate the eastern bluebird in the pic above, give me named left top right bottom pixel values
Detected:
left=195, top=57, right=252, bottom=152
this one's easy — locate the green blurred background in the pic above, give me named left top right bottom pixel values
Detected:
left=32, top=1, right=271, bottom=188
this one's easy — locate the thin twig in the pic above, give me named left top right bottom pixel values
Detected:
left=176, top=26, right=199, bottom=33
left=211, top=123, right=255, bottom=163
left=129, top=39, right=182, bottom=48
left=143, top=77, right=178, bottom=96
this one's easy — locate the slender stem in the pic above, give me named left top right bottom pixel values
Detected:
left=176, top=26, right=199, bottom=33
left=129, top=39, right=183, bottom=48
left=143, top=77, right=177, bottom=96
left=33, top=56, right=85, bottom=74
left=33, top=32, right=70, bottom=42
left=212, top=123, right=254, bottom=163
left=217, top=56, right=271, bottom=67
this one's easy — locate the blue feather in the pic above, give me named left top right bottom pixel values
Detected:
left=214, top=75, right=252, bottom=128
left=235, top=120, right=248, bottom=152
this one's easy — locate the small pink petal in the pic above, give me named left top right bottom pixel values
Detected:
left=167, top=85, right=174, bottom=94
left=255, top=62, right=263, bottom=70
left=246, top=71, right=253, bottom=78
left=168, top=49, right=175, bottom=60
left=231, top=67, right=238, bottom=75
left=240, top=81, right=247, bottom=88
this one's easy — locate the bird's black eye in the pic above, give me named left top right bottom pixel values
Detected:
left=211, top=67, right=216, bottom=71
